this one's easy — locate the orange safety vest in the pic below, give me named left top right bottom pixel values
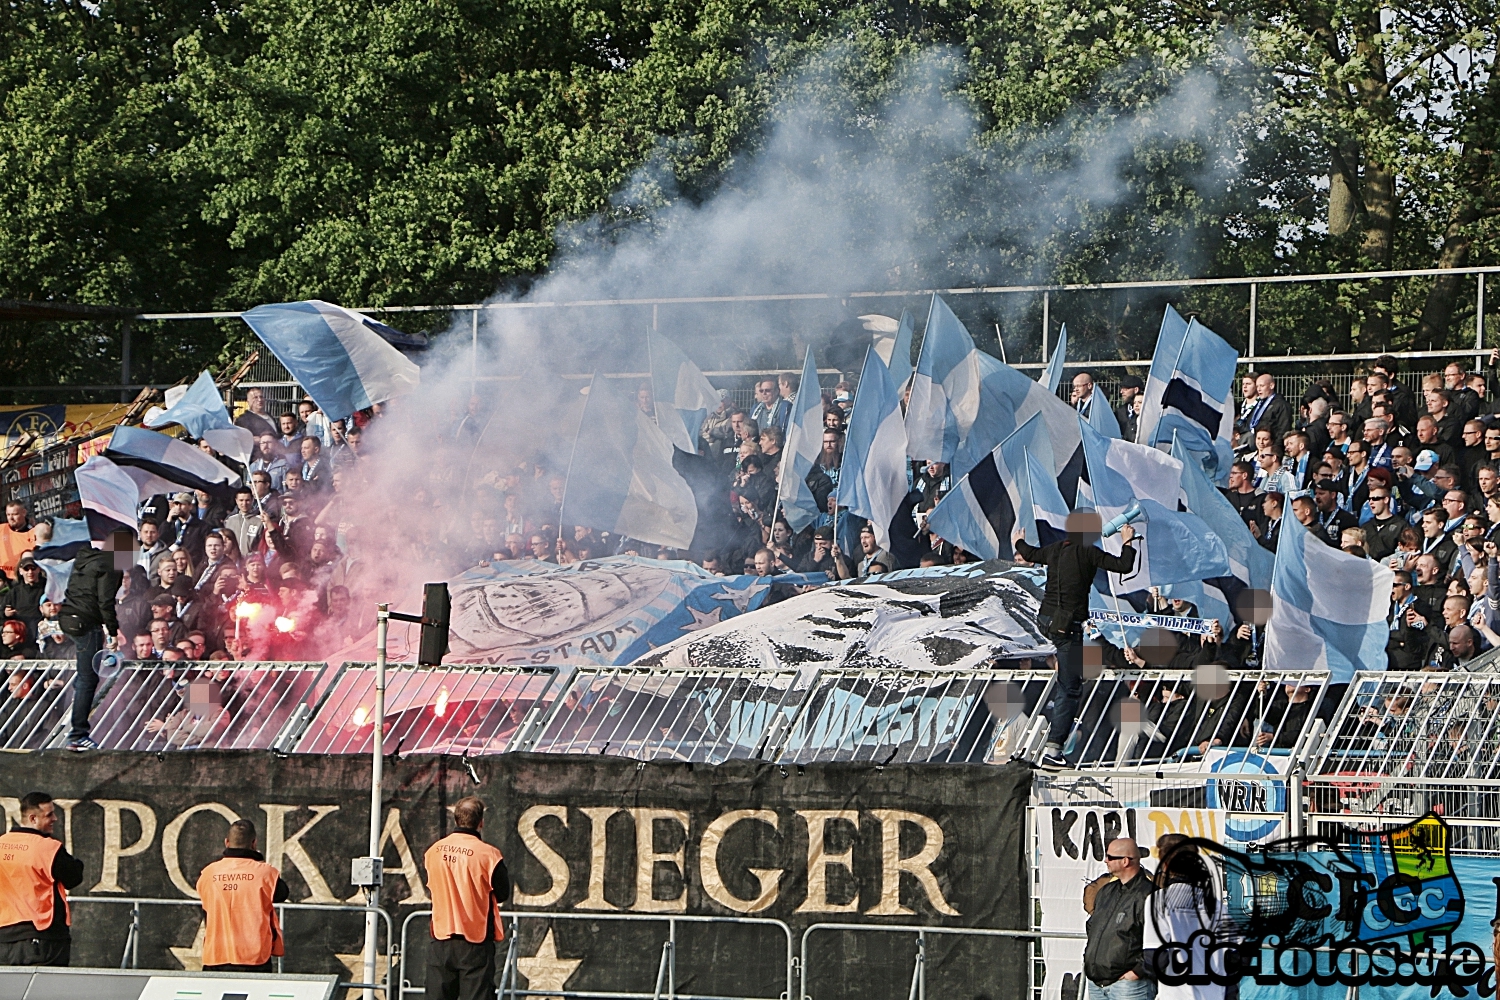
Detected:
left=425, top=832, right=504, bottom=943
left=0, top=830, right=66, bottom=931
left=196, top=856, right=284, bottom=967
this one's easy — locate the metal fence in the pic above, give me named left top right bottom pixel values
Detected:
left=1063, top=668, right=1330, bottom=772
left=294, top=663, right=561, bottom=755
left=0, top=660, right=75, bottom=749
left=88, top=661, right=334, bottom=751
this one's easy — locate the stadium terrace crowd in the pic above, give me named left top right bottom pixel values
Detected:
left=1, top=353, right=1498, bottom=680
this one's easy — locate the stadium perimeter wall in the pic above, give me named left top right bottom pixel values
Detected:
left=0, top=751, right=1031, bottom=999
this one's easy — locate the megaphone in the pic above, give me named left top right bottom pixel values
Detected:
left=1102, top=500, right=1145, bottom=538
left=93, top=649, right=125, bottom=680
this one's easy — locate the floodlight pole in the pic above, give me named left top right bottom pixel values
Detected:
left=363, top=603, right=389, bottom=1000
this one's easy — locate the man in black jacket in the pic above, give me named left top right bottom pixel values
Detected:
left=1015, top=512, right=1137, bottom=768
left=58, top=530, right=130, bottom=750
left=1083, top=837, right=1154, bottom=1000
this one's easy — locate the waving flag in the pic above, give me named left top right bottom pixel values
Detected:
left=561, top=374, right=697, bottom=550
left=1022, top=448, right=1072, bottom=547
left=104, top=425, right=241, bottom=500
left=1137, top=306, right=1237, bottom=483
left=1173, top=434, right=1273, bottom=591
left=838, top=350, right=909, bottom=551
left=649, top=332, right=720, bottom=454
left=887, top=309, right=915, bottom=392
left=927, top=412, right=1056, bottom=560
left=1079, top=419, right=1228, bottom=590
left=241, top=300, right=420, bottom=421
left=143, top=370, right=255, bottom=463
left=906, top=295, right=989, bottom=465
left=1266, top=511, right=1392, bottom=682
left=777, top=347, right=825, bottom=532
left=1040, top=324, right=1068, bottom=393
left=1089, top=388, right=1122, bottom=439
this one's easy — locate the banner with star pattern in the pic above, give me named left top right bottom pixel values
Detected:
left=2, top=751, right=1031, bottom=1000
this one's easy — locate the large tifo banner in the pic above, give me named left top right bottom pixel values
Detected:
left=0, top=753, right=1030, bottom=1000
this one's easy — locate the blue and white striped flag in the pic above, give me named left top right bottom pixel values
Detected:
left=777, top=347, right=826, bottom=532
left=1266, top=510, right=1393, bottom=682
left=1137, top=306, right=1237, bottom=483
left=838, top=350, right=909, bottom=551
left=926, top=412, right=1054, bottom=560
left=143, top=370, right=255, bottom=463
left=649, top=332, right=721, bottom=454
left=241, top=300, right=421, bottom=422
left=1022, top=447, right=1072, bottom=546
left=1040, top=324, right=1067, bottom=393
left=104, top=425, right=242, bottom=499
left=881, top=309, right=915, bottom=392
left=561, top=374, right=698, bottom=549
left=1172, top=433, right=1273, bottom=591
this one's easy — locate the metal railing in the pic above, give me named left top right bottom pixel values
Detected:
left=294, top=663, right=561, bottom=755
left=1063, top=668, right=1330, bottom=772
left=799, top=923, right=1079, bottom=1000
left=0, top=660, right=75, bottom=749
left=68, top=895, right=395, bottom=995
left=399, top=909, right=794, bottom=1000
left=87, top=661, right=334, bottom=751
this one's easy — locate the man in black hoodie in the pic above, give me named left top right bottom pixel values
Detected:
left=57, top=529, right=130, bottom=750
left=1015, top=512, right=1138, bottom=768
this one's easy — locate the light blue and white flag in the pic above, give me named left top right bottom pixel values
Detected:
left=838, top=350, right=909, bottom=550
left=777, top=347, right=825, bottom=532
left=1040, top=324, right=1067, bottom=393
left=1089, top=387, right=1122, bottom=439
left=1265, top=511, right=1393, bottom=682
left=1079, top=418, right=1228, bottom=590
left=927, top=412, right=1057, bottom=560
left=906, top=295, right=1084, bottom=488
left=874, top=310, right=915, bottom=392
left=649, top=332, right=720, bottom=454
left=1173, top=434, right=1273, bottom=592
left=560, top=375, right=698, bottom=550
left=143, top=370, right=255, bottom=463
left=1023, top=447, right=1072, bottom=546
left=241, top=300, right=421, bottom=422
left=1137, top=306, right=1237, bottom=483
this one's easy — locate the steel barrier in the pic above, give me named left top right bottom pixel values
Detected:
left=67, top=895, right=395, bottom=996
left=799, top=923, right=1083, bottom=1000
left=399, top=909, right=794, bottom=1000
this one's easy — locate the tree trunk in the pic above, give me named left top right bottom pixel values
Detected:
left=1416, top=63, right=1500, bottom=347
left=1329, top=145, right=1360, bottom=236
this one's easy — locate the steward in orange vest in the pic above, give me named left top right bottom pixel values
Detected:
left=423, top=796, right=510, bottom=1000
left=0, top=792, right=84, bottom=967
left=195, top=818, right=289, bottom=973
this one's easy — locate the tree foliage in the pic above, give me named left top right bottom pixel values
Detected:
left=0, top=0, right=1496, bottom=386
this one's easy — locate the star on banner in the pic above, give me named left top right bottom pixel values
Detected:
left=169, top=920, right=205, bottom=971
left=335, top=948, right=391, bottom=1000
left=711, top=581, right=767, bottom=613
left=681, top=605, right=723, bottom=632
left=517, top=927, right=583, bottom=1000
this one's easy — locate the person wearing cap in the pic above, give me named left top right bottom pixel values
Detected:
left=2, top=556, right=47, bottom=638
left=1114, top=375, right=1143, bottom=442
left=793, top=526, right=837, bottom=575
left=166, top=492, right=208, bottom=566
left=1387, top=571, right=1436, bottom=669
left=854, top=522, right=892, bottom=577
left=1311, top=480, right=1356, bottom=547
left=424, top=796, right=509, bottom=1000
left=0, top=792, right=84, bottom=966
left=196, top=819, right=288, bottom=972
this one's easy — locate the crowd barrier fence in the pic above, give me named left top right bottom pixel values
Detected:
left=398, top=909, right=795, bottom=1000
left=66, top=895, right=395, bottom=995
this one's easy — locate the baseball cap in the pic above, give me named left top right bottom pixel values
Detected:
left=1313, top=479, right=1340, bottom=493
left=172, top=492, right=195, bottom=504
left=813, top=526, right=833, bottom=540
left=1415, top=450, right=1440, bottom=471
left=1118, top=374, right=1144, bottom=390
left=17, top=554, right=37, bottom=568
left=834, top=390, right=852, bottom=403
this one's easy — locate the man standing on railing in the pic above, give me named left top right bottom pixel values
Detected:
left=424, top=795, right=510, bottom=1000
left=196, top=819, right=288, bottom=972
left=0, top=792, right=84, bottom=966
left=1014, top=513, right=1137, bottom=769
